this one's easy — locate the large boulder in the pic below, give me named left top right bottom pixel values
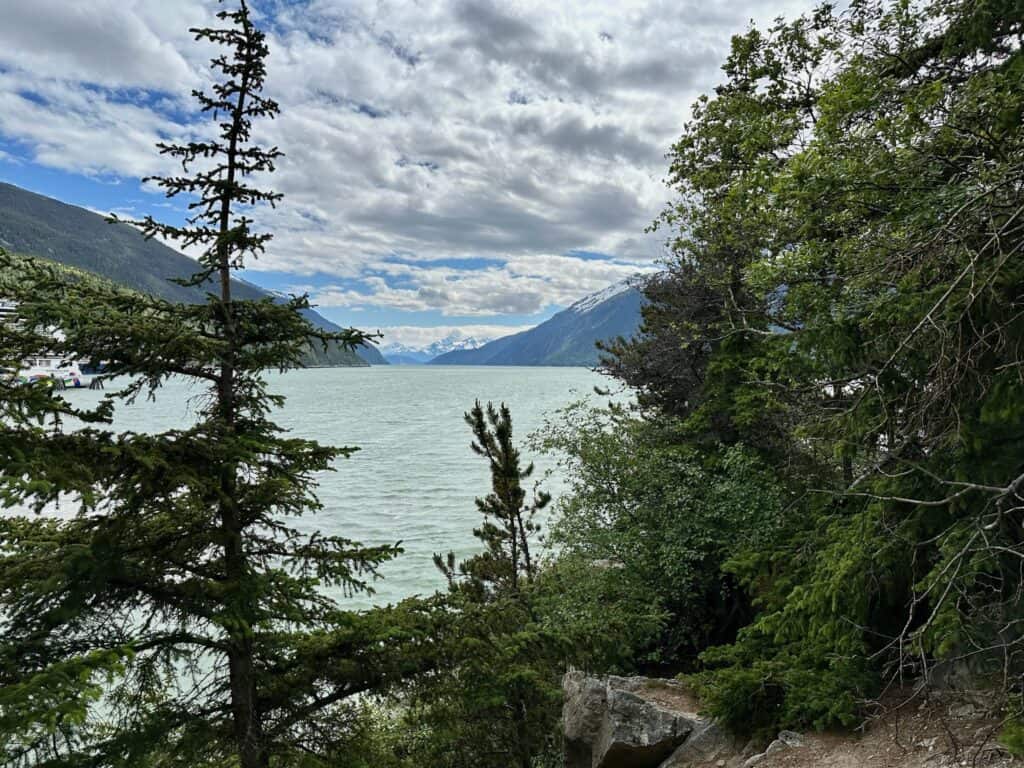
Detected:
left=563, top=672, right=740, bottom=768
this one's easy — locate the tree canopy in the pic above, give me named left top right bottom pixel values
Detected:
left=599, top=0, right=1024, bottom=733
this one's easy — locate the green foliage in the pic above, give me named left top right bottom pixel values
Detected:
left=434, top=401, right=550, bottom=598
left=999, top=718, right=1024, bottom=758
left=0, top=183, right=374, bottom=367
left=586, top=0, right=1024, bottom=737
left=529, top=552, right=665, bottom=673
left=3, top=0, right=1022, bottom=757
left=378, top=403, right=669, bottom=768
left=0, top=5, right=419, bottom=767
left=395, top=597, right=568, bottom=768
left=538, top=403, right=789, bottom=668
left=401, top=403, right=562, bottom=768
left=693, top=626, right=875, bottom=737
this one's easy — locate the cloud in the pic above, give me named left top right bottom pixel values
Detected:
left=311, top=253, right=655, bottom=316
left=0, top=74, right=184, bottom=177
left=0, top=0, right=817, bottom=318
left=0, top=0, right=206, bottom=91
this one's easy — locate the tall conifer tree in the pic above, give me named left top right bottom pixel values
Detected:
left=0, top=4, right=432, bottom=766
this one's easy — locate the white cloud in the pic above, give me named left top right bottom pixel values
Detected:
left=312, top=254, right=655, bottom=316
left=0, top=0, right=207, bottom=90
left=0, top=0, right=818, bottom=316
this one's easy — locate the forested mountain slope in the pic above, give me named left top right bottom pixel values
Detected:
left=0, top=182, right=384, bottom=366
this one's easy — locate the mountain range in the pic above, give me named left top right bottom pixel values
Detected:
left=381, top=334, right=489, bottom=364
left=0, top=182, right=385, bottom=366
left=0, top=181, right=647, bottom=368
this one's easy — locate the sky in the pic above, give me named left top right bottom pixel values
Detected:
left=0, top=0, right=815, bottom=349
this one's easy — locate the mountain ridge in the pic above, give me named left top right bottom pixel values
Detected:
left=382, top=333, right=488, bottom=364
left=430, top=276, right=647, bottom=367
left=0, top=181, right=385, bottom=366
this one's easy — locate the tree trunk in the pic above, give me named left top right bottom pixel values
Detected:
left=229, top=642, right=268, bottom=768
left=218, top=57, right=266, bottom=768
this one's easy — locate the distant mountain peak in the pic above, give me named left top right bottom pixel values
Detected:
left=382, top=332, right=491, bottom=364
left=430, top=276, right=651, bottom=367
left=383, top=333, right=485, bottom=356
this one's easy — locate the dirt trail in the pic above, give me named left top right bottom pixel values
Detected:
left=753, top=695, right=1017, bottom=768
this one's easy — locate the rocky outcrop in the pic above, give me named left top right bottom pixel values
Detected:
left=562, top=672, right=743, bottom=768
left=563, top=675, right=1015, bottom=768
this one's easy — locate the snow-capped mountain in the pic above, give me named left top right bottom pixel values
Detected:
left=567, top=275, right=641, bottom=314
left=382, top=333, right=488, bottom=364
left=431, top=275, right=650, bottom=367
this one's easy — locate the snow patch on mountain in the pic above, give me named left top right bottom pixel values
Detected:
left=430, top=275, right=651, bottom=366
left=383, top=333, right=485, bottom=357
left=568, top=274, right=647, bottom=315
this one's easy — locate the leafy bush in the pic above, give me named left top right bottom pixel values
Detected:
left=537, top=404, right=790, bottom=670
left=589, top=0, right=1024, bottom=737
left=693, top=636, right=875, bottom=737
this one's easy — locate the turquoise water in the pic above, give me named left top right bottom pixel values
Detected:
left=56, top=366, right=610, bottom=607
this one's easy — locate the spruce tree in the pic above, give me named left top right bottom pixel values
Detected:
left=434, top=400, right=550, bottom=599
left=416, top=402, right=557, bottom=768
left=0, top=4, right=433, bottom=766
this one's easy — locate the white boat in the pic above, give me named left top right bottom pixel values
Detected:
left=18, top=355, right=94, bottom=389
left=1, top=300, right=96, bottom=389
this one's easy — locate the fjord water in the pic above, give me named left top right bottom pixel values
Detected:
left=73, top=365, right=609, bottom=608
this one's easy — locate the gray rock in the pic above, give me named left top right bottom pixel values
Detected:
left=948, top=702, right=978, bottom=719
left=596, top=687, right=694, bottom=767
left=564, top=673, right=611, bottom=746
left=563, top=672, right=715, bottom=768
left=777, top=730, right=804, bottom=748
left=740, top=738, right=762, bottom=758
left=738, top=733, right=803, bottom=768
